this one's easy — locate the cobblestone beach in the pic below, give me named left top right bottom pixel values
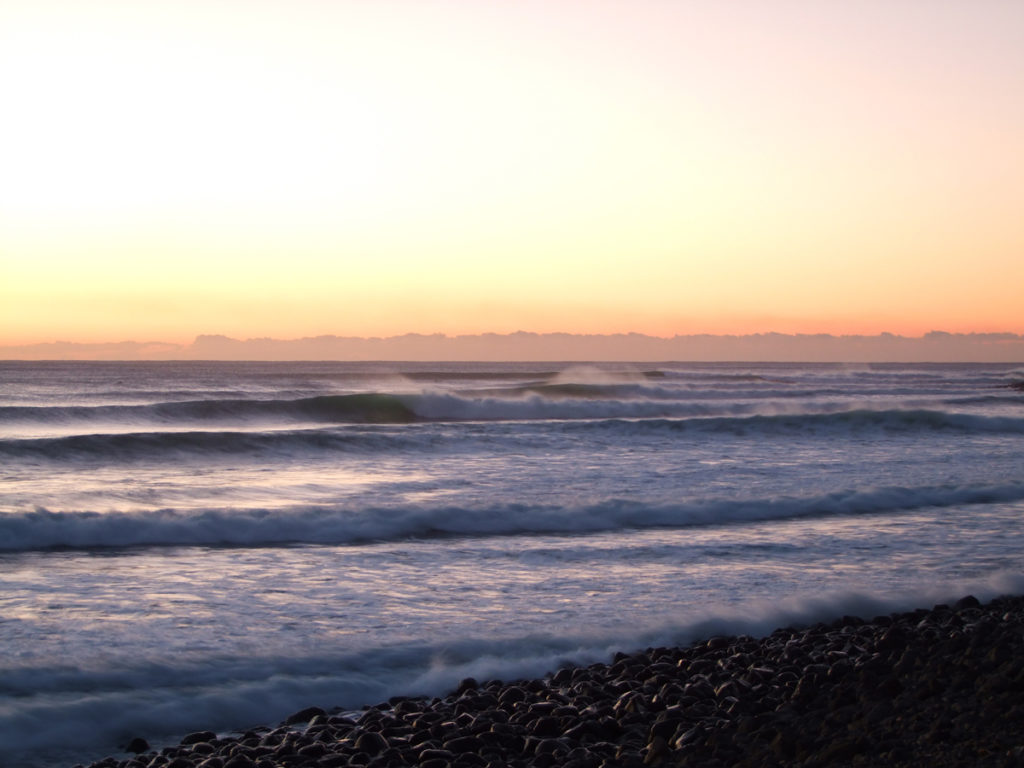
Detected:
left=78, top=595, right=1024, bottom=768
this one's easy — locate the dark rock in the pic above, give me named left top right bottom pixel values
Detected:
left=534, top=737, right=568, bottom=756
left=816, top=735, right=867, bottom=761
left=955, top=595, right=982, bottom=611
left=284, top=706, right=327, bottom=725
left=354, top=731, right=388, bottom=755
left=443, top=735, right=483, bottom=754
left=705, top=636, right=730, bottom=651
left=770, top=730, right=797, bottom=760
left=529, top=716, right=563, bottom=738
left=418, top=748, right=456, bottom=762
left=181, top=732, right=217, bottom=746
left=126, top=737, right=151, bottom=754
left=497, top=686, right=527, bottom=706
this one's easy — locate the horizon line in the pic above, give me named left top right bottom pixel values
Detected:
left=3, top=330, right=1024, bottom=364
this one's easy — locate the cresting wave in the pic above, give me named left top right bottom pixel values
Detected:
left=0, top=388, right=747, bottom=427
left=7, top=379, right=1019, bottom=428
left=5, top=481, right=1024, bottom=552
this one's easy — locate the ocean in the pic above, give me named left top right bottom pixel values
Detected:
left=1, top=360, right=1023, bottom=767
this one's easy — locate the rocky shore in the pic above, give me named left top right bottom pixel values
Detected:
left=79, top=595, right=1024, bottom=768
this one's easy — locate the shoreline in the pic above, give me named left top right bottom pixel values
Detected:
left=75, top=594, right=1024, bottom=768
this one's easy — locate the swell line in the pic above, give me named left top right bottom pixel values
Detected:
left=4, top=481, right=1023, bottom=552
left=0, top=394, right=417, bottom=426
left=0, top=427, right=423, bottom=461
left=2, top=407, right=1022, bottom=462
left=562, top=408, right=1024, bottom=436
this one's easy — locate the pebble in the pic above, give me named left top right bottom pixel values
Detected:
left=77, top=594, right=1024, bottom=768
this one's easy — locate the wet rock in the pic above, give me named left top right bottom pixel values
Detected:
left=354, top=731, right=388, bottom=755
left=181, top=732, right=217, bottom=746
left=443, top=735, right=483, bottom=754
left=284, top=706, right=327, bottom=725
left=125, top=738, right=150, bottom=754
left=955, top=595, right=981, bottom=611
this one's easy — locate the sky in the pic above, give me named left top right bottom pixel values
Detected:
left=1, top=0, right=1022, bottom=346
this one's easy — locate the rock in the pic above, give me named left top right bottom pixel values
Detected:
left=354, top=730, right=388, bottom=755
left=181, top=732, right=217, bottom=746
left=954, top=595, right=981, bottom=611
left=529, top=716, right=563, bottom=738
left=497, top=686, right=527, bottom=706
left=443, top=735, right=483, bottom=754
left=876, top=624, right=908, bottom=652
left=125, top=737, right=151, bottom=754
left=283, top=706, right=327, bottom=725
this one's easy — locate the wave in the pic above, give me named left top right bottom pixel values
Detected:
left=4, top=481, right=1024, bottom=552
left=3, top=407, right=1022, bottom=463
left=0, top=394, right=417, bottom=426
left=0, top=427, right=428, bottom=461
left=5, top=572, right=1024, bottom=768
left=399, top=396, right=1024, bottom=428
left=563, top=408, right=1024, bottom=436
left=1, top=387, right=730, bottom=426
left=944, top=394, right=1024, bottom=406
left=5, top=373, right=1022, bottom=434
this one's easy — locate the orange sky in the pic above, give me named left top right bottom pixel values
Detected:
left=2, top=0, right=1022, bottom=345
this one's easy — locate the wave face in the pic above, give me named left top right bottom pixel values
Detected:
left=0, top=393, right=417, bottom=426
left=1, top=361, right=1023, bottom=767
left=3, top=407, right=1023, bottom=464
left=4, top=481, right=1024, bottom=552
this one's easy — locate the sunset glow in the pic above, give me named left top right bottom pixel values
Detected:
left=2, top=0, right=1022, bottom=347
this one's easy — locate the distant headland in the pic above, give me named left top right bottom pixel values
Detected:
left=3, top=331, right=1024, bottom=362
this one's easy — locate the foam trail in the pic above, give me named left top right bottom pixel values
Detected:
left=4, top=481, right=1024, bottom=552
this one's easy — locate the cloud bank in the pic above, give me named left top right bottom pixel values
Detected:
left=3, top=332, right=1024, bottom=362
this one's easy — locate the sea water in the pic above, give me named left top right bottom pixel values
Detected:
left=1, top=361, right=1022, bottom=767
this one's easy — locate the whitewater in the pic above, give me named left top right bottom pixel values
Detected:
left=1, top=360, right=1022, bottom=767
